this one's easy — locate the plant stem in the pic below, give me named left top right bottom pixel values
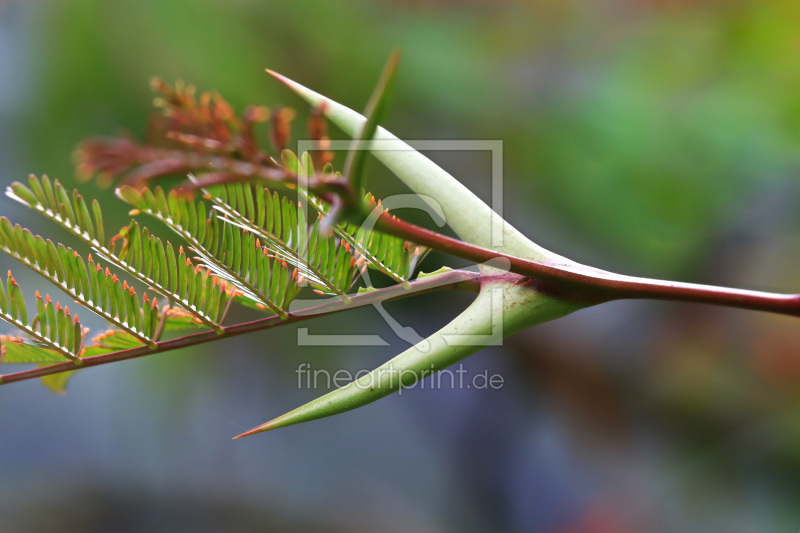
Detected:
left=0, top=268, right=481, bottom=385
left=375, top=213, right=800, bottom=317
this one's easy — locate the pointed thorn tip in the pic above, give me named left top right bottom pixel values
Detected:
left=232, top=416, right=286, bottom=439
left=266, top=69, right=293, bottom=87
left=232, top=426, right=262, bottom=439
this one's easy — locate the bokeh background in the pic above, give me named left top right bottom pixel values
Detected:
left=2, top=1, right=800, bottom=531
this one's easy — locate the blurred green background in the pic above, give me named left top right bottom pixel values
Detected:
left=2, top=1, right=800, bottom=531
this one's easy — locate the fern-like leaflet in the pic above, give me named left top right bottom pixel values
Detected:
left=7, top=176, right=230, bottom=332
left=115, top=184, right=302, bottom=317
left=0, top=216, right=161, bottom=347
left=0, top=271, right=85, bottom=362
left=198, top=179, right=361, bottom=301
left=280, top=151, right=430, bottom=287
left=0, top=78, right=432, bottom=395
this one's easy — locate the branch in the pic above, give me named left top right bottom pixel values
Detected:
left=74, top=78, right=800, bottom=318
left=374, top=213, right=800, bottom=317
left=0, top=268, right=481, bottom=385
left=73, top=139, right=800, bottom=318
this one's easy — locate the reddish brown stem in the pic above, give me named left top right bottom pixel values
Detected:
left=375, top=214, right=800, bottom=317
left=0, top=269, right=481, bottom=386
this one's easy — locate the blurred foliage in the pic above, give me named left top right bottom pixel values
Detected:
left=4, top=0, right=800, bottom=531
left=13, top=1, right=800, bottom=276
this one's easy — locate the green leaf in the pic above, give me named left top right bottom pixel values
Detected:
left=38, top=368, right=76, bottom=394
left=84, top=328, right=143, bottom=353
left=92, top=199, right=105, bottom=248
left=304, top=193, right=427, bottom=285
left=0, top=273, right=84, bottom=362
left=74, top=191, right=95, bottom=241
left=0, top=218, right=159, bottom=347
left=97, top=222, right=224, bottom=333
left=0, top=336, right=72, bottom=363
left=9, top=281, right=28, bottom=325
left=159, top=307, right=210, bottom=333
left=116, top=185, right=291, bottom=319
left=204, top=180, right=360, bottom=301
left=6, top=176, right=106, bottom=250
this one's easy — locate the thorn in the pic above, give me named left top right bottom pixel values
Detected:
left=345, top=242, right=350, bottom=252
left=231, top=412, right=291, bottom=438
left=350, top=257, right=356, bottom=267
left=256, top=239, right=261, bottom=248
left=129, top=287, right=135, bottom=295
left=255, top=303, right=266, bottom=310
left=46, top=294, right=52, bottom=303
left=292, top=268, right=298, bottom=279
left=194, top=265, right=201, bottom=274
left=377, top=199, right=382, bottom=207
left=129, top=209, right=140, bottom=216
left=73, top=250, right=78, bottom=258
left=74, top=314, right=79, bottom=324
left=152, top=298, right=157, bottom=307
left=123, top=281, right=128, bottom=290
left=56, top=302, right=61, bottom=311
left=88, top=254, right=93, bottom=262
left=112, top=274, right=118, bottom=283
left=313, top=289, right=325, bottom=295
left=179, top=245, right=184, bottom=255
left=186, top=258, right=192, bottom=266
left=404, top=241, right=409, bottom=250
left=203, top=193, right=212, bottom=200
left=143, top=293, right=149, bottom=303
left=35, top=290, right=41, bottom=299
left=64, top=305, right=69, bottom=315
left=105, top=267, right=111, bottom=276
left=97, top=263, right=102, bottom=272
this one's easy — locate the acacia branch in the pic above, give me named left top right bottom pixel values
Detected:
left=112, top=148, right=800, bottom=318
left=73, top=139, right=800, bottom=318
left=0, top=268, right=481, bottom=385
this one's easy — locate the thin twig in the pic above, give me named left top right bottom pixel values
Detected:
left=0, top=268, right=481, bottom=385
left=374, top=213, right=800, bottom=317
